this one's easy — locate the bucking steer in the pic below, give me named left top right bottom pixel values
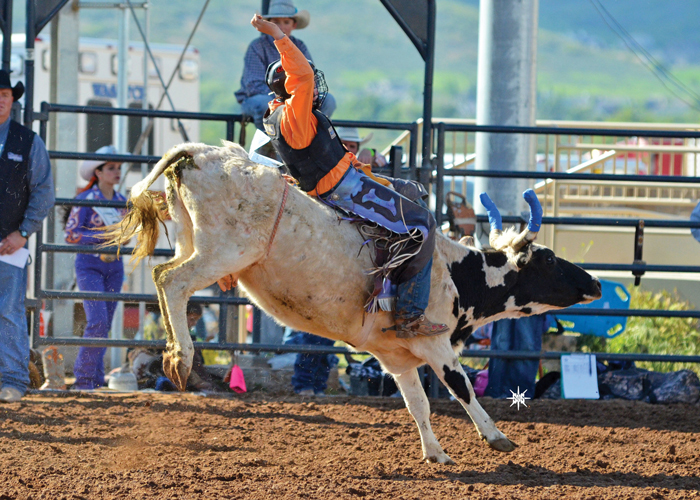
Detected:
left=105, top=142, right=601, bottom=464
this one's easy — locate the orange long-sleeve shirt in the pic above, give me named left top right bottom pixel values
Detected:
left=268, top=36, right=389, bottom=195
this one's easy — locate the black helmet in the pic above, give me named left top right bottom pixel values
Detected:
left=265, top=60, right=291, bottom=100
left=265, top=59, right=328, bottom=110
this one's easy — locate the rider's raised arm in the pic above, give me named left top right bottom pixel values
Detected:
left=274, top=36, right=316, bottom=149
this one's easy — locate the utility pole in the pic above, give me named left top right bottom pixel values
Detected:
left=109, top=3, right=130, bottom=370
left=48, top=2, right=80, bottom=341
left=474, top=0, right=539, bottom=229
left=116, top=3, right=129, bottom=158
left=1, top=0, right=13, bottom=72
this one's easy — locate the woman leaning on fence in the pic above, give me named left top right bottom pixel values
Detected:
left=63, top=145, right=127, bottom=390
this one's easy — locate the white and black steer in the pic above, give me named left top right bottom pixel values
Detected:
left=441, top=191, right=602, bottom=404
left=108, top=142, right=601, bottom=464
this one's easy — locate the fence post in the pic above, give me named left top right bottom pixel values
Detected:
left=252, top=307, right=262, bottom=344
left=389, top=145, right=403, bottom=179
left=435, top=123, right=446, bottom=226
left=633, top=220, right=646, bottom=286
left=32, top=225, right=44, bottom=348
left=218, top=295, right=228, bottom=344
left=226, top=119, right=234, bottom=142
left=409, top=122, right=418, bottom=181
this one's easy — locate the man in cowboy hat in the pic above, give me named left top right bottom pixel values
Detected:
left=336, top=127, right=388, bottom=169
left=0, top=69, right=54, bottom=402
left=235, top=0, right=336, bottom=131
left=336, top=125, right=428, bottom=210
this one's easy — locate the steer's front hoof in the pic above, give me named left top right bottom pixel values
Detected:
left=163, top=351, right=191, bottom=392
left=487, top=437, right=517, bottom=453
left=424, top=452, right=455, bottom=465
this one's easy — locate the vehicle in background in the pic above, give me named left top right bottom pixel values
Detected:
left=8, top=33, right=199, bottom=158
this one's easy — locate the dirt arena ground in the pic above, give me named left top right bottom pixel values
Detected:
left=0, top=392, right=699, bottom=500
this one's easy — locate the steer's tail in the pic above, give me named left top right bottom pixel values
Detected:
left=101, top=144, right=193, bottom=265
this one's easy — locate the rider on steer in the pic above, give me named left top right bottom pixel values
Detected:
left=250, top=13, right=448, bottom=339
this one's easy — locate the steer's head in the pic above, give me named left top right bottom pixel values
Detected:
left=449, top=190, right=602, bottom=344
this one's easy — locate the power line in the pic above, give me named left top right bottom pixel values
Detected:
left=589, top=0, right=700, bottom=113
left=593, top=0, right=700, bottom=103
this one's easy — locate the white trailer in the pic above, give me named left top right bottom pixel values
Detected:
left=8, top=33, right=200, bottom=155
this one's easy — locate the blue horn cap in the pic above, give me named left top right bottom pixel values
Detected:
left=523, top=189, right=542, bottom=232
left=480, top=192, right=502, bottom=231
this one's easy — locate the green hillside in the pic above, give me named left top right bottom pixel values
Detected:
left=462, top=0, right=700, bottom=65
left=16, top=0, right=700, bottom=143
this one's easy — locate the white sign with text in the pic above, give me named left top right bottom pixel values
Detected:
left=561, top=354, right=599, bottom=399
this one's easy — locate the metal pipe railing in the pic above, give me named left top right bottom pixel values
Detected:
left=39, top=290, right=246, bottom=305
left=472, top=213, right=700, bottom=229
left=30, top=337, right=700, bottom=365
left=40, top=102, right=241, bottom=121
left=42, top=243, right=175, bottom=257
left=33, top=104, right=249, bottom=345
left=28, top=105, right=700, bottom=372
left=35, top=198, right=700, bottom=335
left=440, top=122, right=700, bottom=139
left=332, top=118, right=419, bottom=178
left=441, top=168, right=700, bottom=184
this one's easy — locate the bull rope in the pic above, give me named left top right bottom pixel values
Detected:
left=264, top=180, right=290, bottom=259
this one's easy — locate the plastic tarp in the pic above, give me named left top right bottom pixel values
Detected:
left=537, top=367, right=700, bottom=404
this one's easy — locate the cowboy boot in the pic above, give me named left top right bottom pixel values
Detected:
left=39, top=346, right=67, bottom=390
left=395, top=315, right=450, bottom=339
left=28, top=349, right=44, bottom=389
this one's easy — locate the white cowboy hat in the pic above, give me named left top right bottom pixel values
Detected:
left=336, top=127, right=373, bottom=146
left=261, top=0, right=310, bottom=30
left=79, top=145, right=123, bottom=181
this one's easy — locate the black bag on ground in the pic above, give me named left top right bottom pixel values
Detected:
left=347, top=357, right=398, bottom=396
left=599, top=368, right=700, bottom=404
left=536, top=365, right=700, bottom=404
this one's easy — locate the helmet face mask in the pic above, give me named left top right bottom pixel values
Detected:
left=265, top=59, right=328, bottom=110
left=312, top=68, right=328, bottom=110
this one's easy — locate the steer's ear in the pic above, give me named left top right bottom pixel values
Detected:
left=515, top=247, right=532, bottom=269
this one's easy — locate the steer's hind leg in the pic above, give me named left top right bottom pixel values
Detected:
left=417, top=339, right=516, bottom=453
left=394, top=368, right=454, bottom=464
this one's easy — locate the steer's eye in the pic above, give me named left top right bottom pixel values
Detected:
left=546, top=255, right=555, bottom=265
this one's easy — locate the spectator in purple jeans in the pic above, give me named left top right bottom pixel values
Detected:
left=64, top=145, right=127, bottom=390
